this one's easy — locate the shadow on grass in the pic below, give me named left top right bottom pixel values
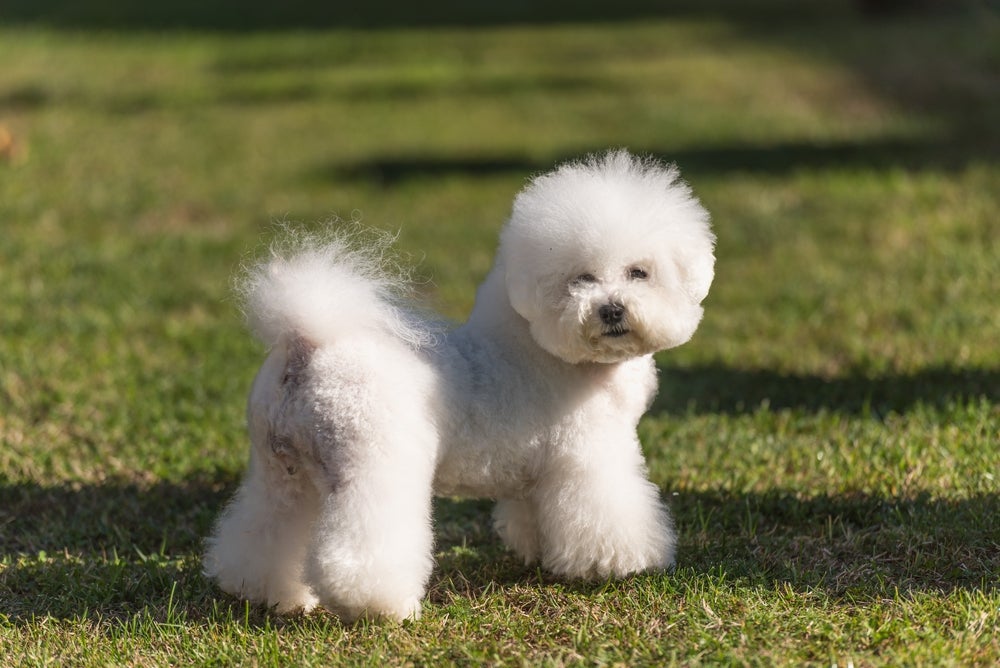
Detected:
left=0, top=0, right=855, bottom=31
left=673, top=488, right=1000, bottom=597
left=652, top=364, right=1000, bottom=416
left=0, top=473, right=236, bottom=557
left=318, top=132, right=996, bottom=187
left=2, top=478, right=996, bottom=623
left=0, top=73, right=626, bottom=117
left=428, top=489, right=1000, bottom=603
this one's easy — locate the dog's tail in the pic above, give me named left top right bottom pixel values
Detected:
left=236, top=226, right=437, bottom=350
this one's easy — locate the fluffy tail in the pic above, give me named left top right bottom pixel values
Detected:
left=236, top=227, right=435, bottom=349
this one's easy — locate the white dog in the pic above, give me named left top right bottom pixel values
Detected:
left=204, top=149, right=715, bottom=622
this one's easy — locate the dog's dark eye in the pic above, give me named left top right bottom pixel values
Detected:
left=575, top=273, right=597, bottom=284
left=628, top=267, right=649, bottom=280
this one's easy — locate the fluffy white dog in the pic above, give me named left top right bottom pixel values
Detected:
left=204, top=149, right=715, bottom=622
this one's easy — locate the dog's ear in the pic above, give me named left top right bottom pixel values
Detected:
left=674, top=238, right=715, bottom=305
left=504, top=259, right=542, bottom=321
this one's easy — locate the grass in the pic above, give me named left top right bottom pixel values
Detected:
left=1, top=1, right=998, bottom=665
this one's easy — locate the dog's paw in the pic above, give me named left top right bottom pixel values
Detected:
left=384, top=596, right=422, bottom=622
left=330, top=596, right=422, bottom=624
left=493, top=499, right=540, bottom=564
left=272, top=589, right=320, bottom=615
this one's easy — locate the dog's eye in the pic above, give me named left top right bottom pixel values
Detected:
left=575, top=273, right=597, bottom=284
left=628, top=267, right=649, bottom=280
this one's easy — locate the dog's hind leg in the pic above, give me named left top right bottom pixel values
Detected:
left=303, top=428, right=437, bottom=622
left=301, top=369, right=439, bottom=623
left=203, top=441, right=321, bottom=613
left=493, top=498, right=540, bottom=565
left=204, top=344, right=321, bottom=613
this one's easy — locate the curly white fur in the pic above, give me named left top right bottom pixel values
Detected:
left=204, top=149, right=715, bottom=622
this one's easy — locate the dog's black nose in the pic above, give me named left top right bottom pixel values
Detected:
left=599, top=303, right=626, bottom=325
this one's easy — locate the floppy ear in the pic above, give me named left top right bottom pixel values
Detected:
left=674, top=234, right=715, bottom=304
left=504, top=256, right=542, bottom=321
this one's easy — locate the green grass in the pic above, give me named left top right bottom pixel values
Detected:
left=1, top=1, right=998, bottom=665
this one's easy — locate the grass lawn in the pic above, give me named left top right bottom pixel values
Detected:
left=1, top=1, right=998, bottom=665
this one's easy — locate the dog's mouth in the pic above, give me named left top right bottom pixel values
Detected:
left=602, top=327, right=631, bottom=338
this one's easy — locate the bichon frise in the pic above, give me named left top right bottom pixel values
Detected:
left=204, top=149, right=715, bottom=622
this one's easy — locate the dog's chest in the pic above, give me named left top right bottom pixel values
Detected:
left=429, top=356, right=656, bottom=499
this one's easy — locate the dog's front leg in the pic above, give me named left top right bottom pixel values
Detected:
left=532, top=435, right=676, bottom=580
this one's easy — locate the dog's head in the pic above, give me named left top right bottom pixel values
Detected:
left=499, top=150, right=715, bottom=364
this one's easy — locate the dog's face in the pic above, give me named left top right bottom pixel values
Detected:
left=499, top=151, right=715, bottom=364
